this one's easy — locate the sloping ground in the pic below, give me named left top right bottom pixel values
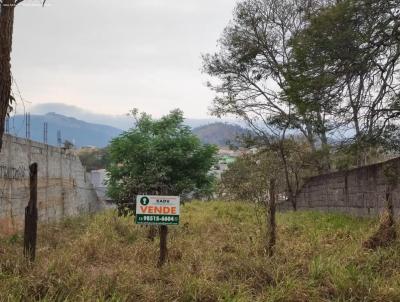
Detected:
left=1, top=202, right=400, bottom=301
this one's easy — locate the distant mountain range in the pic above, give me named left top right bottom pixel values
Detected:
left=6, top=103, right=248, bottom=148
left=8, top=113, right=123, bottom=148
left=30, top=103, right=230, bottom=130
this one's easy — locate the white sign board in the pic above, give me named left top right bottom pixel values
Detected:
left=136, top=195, right=180, bottom=225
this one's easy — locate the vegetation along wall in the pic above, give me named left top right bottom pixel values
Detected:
left=294, top=157, right=400, bottom=216
left=0, top=134, right=100, bottom=235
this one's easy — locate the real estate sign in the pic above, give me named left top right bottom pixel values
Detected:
left=136, top=195, right=180, bottom=225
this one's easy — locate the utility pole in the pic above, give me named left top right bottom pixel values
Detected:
left=5, top=117, right=9, bottom=133
left=25, top=112, right=30, bottom=139
left=57, top=130, right=62, bottom=147
left=25, top=113, right=27, bottom=138
left=43, top=122, right=48, bottom=144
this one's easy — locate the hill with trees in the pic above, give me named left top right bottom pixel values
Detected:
left=192, top=122, right=250, bottom=146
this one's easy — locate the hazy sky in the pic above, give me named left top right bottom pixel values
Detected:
left=11, top=0, right=236, bottom=118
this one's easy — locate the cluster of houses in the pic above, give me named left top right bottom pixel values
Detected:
left=88, top=146, right=254, bottom=203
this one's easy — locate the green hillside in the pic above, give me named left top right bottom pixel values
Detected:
left=1, top=202, right=399, bottom=301
left=192, top=123, right=250, bottom=146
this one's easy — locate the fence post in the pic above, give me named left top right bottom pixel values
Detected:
left=24, top=163, right=38, bottom=262
left=266, top=178, right=276, bottom=257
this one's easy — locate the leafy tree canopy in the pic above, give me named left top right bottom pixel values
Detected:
left=218, top=138, right=316, bottom=207
left=204, top=0, right=400, bottom=170
left=78, top=147, right=109, bottom=172
left=287, top=0, right=400, bottom=162
left=107, top=109, right=218, bottom=213
left=202, top=0, right=335, bottom=173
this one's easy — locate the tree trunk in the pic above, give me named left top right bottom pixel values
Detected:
left=278, top=141, right=297, bottom=211
left=0, top=0, right=15, bottom=152
left=317, top=111, right=331, bottom=173
left=290, top=194, right=297, bottom=211
left=305, top=122, right=317, bottom=153
left=266, top=178, right=276, bottom=257
left=320, top=133, right=331, bottom=173
left=362, top=184, right=396, bottom=249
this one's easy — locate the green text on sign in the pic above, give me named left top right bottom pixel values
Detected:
left=136, top=195, right=180, bottom=225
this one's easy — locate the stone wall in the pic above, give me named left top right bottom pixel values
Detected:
left=292, top=157, right=400, bottom=216
left=0, top=135, right=100, bottom=235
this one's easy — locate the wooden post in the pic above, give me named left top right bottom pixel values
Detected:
left=158, top=225, right=168, bottom=267
left=24, top=163, right=38, bottom=262
left=266, top=178, right=276, bottom=257
left=386, top=185, right=395, bottom=227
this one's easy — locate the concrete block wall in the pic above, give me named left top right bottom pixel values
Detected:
left=0, top=134, right=101, bottom=235
left=294, top=157, right=400, bottom=216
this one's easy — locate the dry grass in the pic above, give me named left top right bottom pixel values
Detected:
left=363, top=210, right=396, bottom=250
left=1, top=201, right=400, bottom=301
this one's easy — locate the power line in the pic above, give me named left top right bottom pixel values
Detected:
left=5, top=117, right=9, bottom=133
left=25, top=112, right=31, bottom=139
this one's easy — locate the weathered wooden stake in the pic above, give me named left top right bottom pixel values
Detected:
left=266, top=178, right=276, bottom=257
left=386, top=186, right=395, bottom=227
left=24, top=163, right=38, bottom=262
left=158, top=225, right=168, bottom=267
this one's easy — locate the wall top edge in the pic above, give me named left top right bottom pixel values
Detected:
left=2, top=134, right=77, bottom=157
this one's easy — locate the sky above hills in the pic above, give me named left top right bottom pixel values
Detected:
left=11, top=0, right=236, bottom=118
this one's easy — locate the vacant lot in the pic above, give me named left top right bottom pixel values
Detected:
left=1, top=201, right=400, bottom=301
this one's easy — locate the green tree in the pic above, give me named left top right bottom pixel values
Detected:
left=107, top=109, right=218, bottom=214
left=218, top=141, right=315, bottom=255
left=219, top=138, right=315, bottom=208
left=287, top=0, right=400, bottom=167
left=78, top=147, right=110, bottom=172
left=218, top=151, right=282, bottom=203
left=219, top=149, right=283, bottom=256
left=202, top=0, right=334, bottom=173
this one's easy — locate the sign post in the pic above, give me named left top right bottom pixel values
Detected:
left=136, top=195, right=180, bottom=266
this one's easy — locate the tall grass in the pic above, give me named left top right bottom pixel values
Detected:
left=1, top=201, right=399, bottom=301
